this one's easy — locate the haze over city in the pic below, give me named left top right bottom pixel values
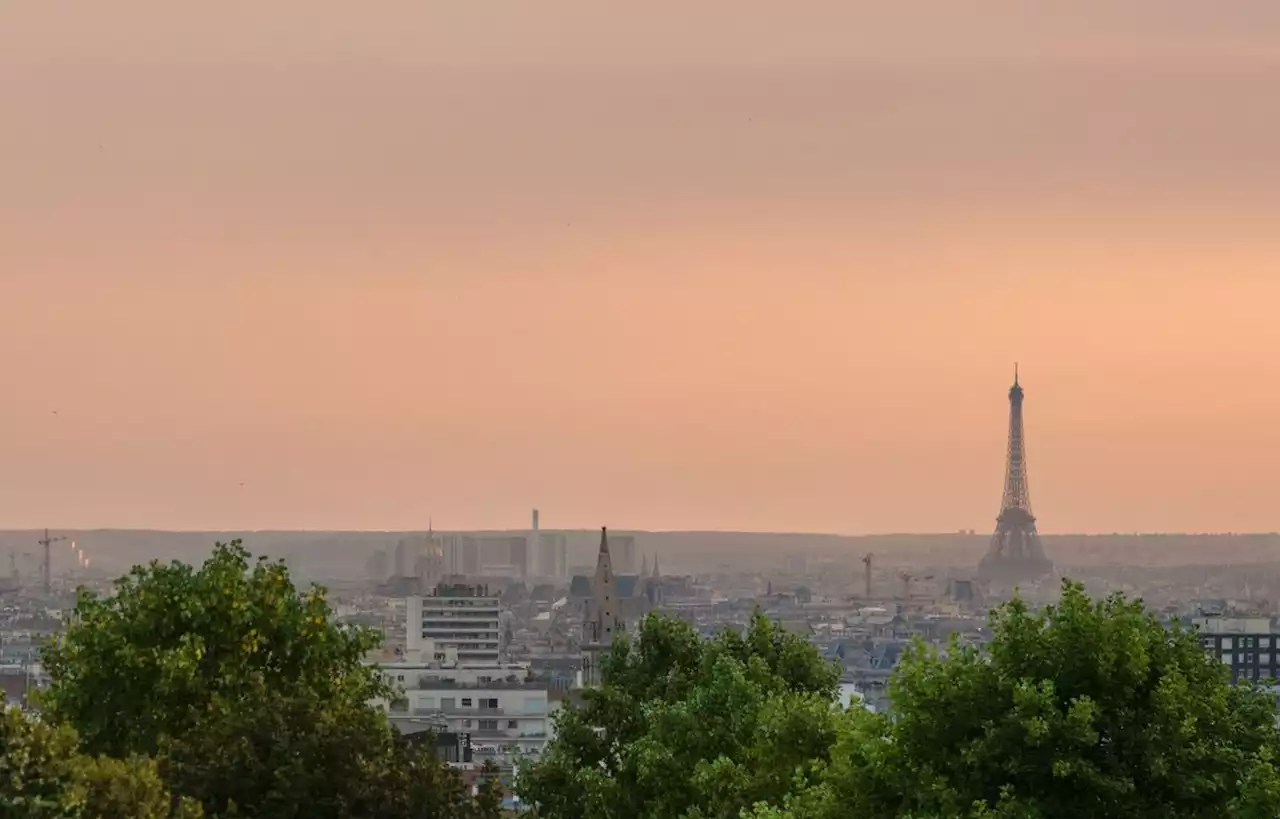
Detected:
left=10, top=7, right=1280, bottom=818
left=4, top=2, right=1280, bottom=534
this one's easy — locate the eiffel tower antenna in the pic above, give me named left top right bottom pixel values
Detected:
left=978, top=369, right=1052, bottom=584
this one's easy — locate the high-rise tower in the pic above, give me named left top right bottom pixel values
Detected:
left=978, top=368, right=1053, bottom=583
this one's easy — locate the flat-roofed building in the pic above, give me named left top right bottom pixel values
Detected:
left=408, top=583, right=502, bottom=663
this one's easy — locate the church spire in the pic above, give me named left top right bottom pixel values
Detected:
left=589, top=526, right=619, bottom=644
left=651, top=552, right=660, bottom=578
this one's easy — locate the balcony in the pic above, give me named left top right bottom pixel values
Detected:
left=413, top=676, right=543, bottom=690
left=439, top=706, right=508, bottom=717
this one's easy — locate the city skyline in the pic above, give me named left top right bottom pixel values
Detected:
left=4, top=3, right=1280, bottom=533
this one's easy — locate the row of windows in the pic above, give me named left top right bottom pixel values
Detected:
left=422, top=625, right=500, bottom=632
left=1220, top=653, right=1279, bottom=666
left=1206, top=636, right=1276, bottom=650
left=417, top=640, right=499, bottom=650
left=415, top=695, right=547, bottom=714
left=460, top=719, right=520, bottom=730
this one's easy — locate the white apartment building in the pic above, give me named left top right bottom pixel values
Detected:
left=407, top=583, right=501, bottom=663
left=377, top=653, right=552, bottom=758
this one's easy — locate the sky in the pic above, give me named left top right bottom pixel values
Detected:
left=2, top=2, right=1279, bottom=534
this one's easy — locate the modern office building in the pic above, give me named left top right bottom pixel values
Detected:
left=407, top=583, right=502, bottom=663
left=1194, top=615, right=1280, bottom=683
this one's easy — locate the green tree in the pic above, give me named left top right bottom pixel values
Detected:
left=77, top=754, right=204, bottom=819
left=470, top=759, right=506, bottom=819
left=39, top=540, right=455, bottom=819
left=815, top=579, right=1280, bottom=819
left=0, top=701, right=200, bottom=819
left=42, top=541, right=388, bottom=759
left=1, top=702, right=85, bottom=818
left=517, top=611, right=847, bottom=819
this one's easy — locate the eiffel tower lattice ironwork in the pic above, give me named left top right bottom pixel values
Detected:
left=978, top=367, right=1053, bottom=583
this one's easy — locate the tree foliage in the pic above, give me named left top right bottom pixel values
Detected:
left=39, top=540, right=489, bottom=819
left=42, top=540, right=387, bottom=760
left=517, top=610, right=848, bottom=819
left=792, top=579, right=1280, bottom=819
left=0, top=701, right=200, bottom=819
left=522, top=582, right=1280, bottom=819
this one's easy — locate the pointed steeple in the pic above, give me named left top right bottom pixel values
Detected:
left=589, top=526, right=619, bottom=643
left=651, top=552, right=660, bottom=578
left=640, top=552, right=650, bottom=576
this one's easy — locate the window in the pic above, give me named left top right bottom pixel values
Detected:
left=397, top=674, right=405, bottom=682
left=461, top=698, right=473, bottom=707
left=1263, top=653, right=1274, bottom=665
left=485, top=698, right=499, bottom=709
left=508, top=720, right=519, bottom=729
left=1264, top=637, right=1273, bottom=649
left=479, top=719, right=498, bottom=731
left=463, top=719, right=472, bottom=728
left=1224, top=638, right=1234, bottom=650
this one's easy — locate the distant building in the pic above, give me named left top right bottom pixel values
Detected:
left=365, top=550, right=389, bottom=582
left=376, top=655, right=551, bottom=759
left=415, top=529, right=446, bottom=590
left=408, top=583, right=502, bottom=663
left=535, top=533, right=569, bottom=578
left=1193, top=616, right=1280, bottom=684
left=611, top=535, right=637, bottom=574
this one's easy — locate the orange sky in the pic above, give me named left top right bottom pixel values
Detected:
left=2, top=2, right=1279, bottom=534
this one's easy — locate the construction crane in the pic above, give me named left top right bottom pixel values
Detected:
left=862, top=553, right=873, bottom=598
left=39, top=529, right=68, bottom=597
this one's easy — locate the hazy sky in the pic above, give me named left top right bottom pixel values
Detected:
left=3, top=2, right=1279, bottom=533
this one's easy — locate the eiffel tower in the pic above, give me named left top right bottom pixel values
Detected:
left=978, top=367, right=1053, bottom=584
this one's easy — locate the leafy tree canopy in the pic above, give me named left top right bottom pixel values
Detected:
left=517, top=610, right=859, bottom=819
left=0, top=701, right=200, bottom=819
left=42, top=540, right=387, bottom=760
left=39, top=540, right=490, bottom=819
left=774, top=579, right=1280, bottom=819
